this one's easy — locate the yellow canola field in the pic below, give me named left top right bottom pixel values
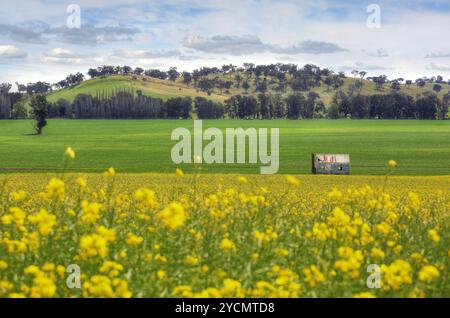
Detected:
left=0, top=171, right=449, bottom=298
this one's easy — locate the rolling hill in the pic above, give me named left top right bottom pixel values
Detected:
left=47, top=75, right=228, bottom=104
left=47, top=73, right=450, bottom=107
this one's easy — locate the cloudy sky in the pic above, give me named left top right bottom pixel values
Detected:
left=1, top=0, right=450, bottom=86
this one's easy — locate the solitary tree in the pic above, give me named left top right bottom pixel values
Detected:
left=433, top=84, right=442, bottom=94
left=134, top=67, right=144, bottom=76
left=416, top=78, right=426, bottom=88
left=182, top=71, right=192, bottom=86
left=30, top=94, right=48, bottom=135
left=168, top=67, right=180, bottom=82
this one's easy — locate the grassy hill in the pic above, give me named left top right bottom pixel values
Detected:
left=47, top=75, right=228, bottom=104
left=47, top=73, right=450, bottom=107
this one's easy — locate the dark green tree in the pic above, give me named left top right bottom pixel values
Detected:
left=30, top=94, right=49, bottom=135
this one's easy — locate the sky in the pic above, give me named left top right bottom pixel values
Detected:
left=1, top=0, right=450, bottom=86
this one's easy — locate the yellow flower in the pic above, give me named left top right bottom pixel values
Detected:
left=105, top=167, right=116, bottom=177
left=56, top=265, right=65, bottom=278
left=275, top=248, right=289, bottom=257
left=126, top=233, right=144, bottom=246
left=96, top=226, right=116, bottom=242
left=173, top=285, right=194, bottom=297
left=312, top=222, right=331, bottom=241
left=79, top=201, right=102, bottom=224
left=408, top=192, right=420, bottom=208
left=303, top=265, right=326, bottom=287
left=11, top=190, right=27, bottom=202
left=328, top=188, right=343, bottom=200
left=76, top=177, right=87, bottom=188
left=175, top=168, right=185, bottom=177
left=83, top=275, right=114, bottom=298
left=201, top=265, right=209, bottom=273
left=45, top=178, right=65, bottom=200
left=418, top=265, right=440, bottom=283
left=65, top=147, right=76, bottom=160
left=155, top=254, right=167, bottom=263
left=237, top=176, right=248, bottom=184
left=381, top=259, right=412, bottom=291
left=387, top=160, right=397, bottom=169
left=3, top=207, right=26, bottom=228
left=285, top=175, right=300, bottom=187
left=79, top=227, right=116, bottom=260
left=157, top=202, right=186, bottom=230
left=42, top=262, right=55, bottom=272
left=156, top=270, right=167, bottom=280
left=24, top=265, right=41, bottom=275
left=334, top=247, right=364, bottom=279
left=28, top=209, right=57, bottom=236
left=29, top=276, right=56, bottom=298
left=100, top=261, right=124, bottom=278
left=112, top=278, right=132, bottom=298
left=133, top=188, right=158, bottom=208
left=328, top=207, right=350, bottom=226
left=80, top=234, right=108, bottom=259
left=219, top=238, right=236, bottom=251
left=221, top=279, right=244, bottom=297
left=184, top=255, right=199, bottom=266
left=2, top=238, right=27, bottom=253
left=428, top=229, right=440, bottom=243
left=370, top=247, right=386, bottom=260
left=0, top=260, right=8, bottom=269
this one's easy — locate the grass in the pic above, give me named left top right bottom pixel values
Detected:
left=47, top=75, right=227, bottom=104
left=0, top=119, right=448, bottom=175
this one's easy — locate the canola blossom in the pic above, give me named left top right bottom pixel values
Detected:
left=0, top=157, right=448, bottom=298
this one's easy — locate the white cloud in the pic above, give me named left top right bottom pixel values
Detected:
left=113, top=49, right=182, bottom=59
left=41, top=48, right=102, bottom=65
left=183, top=35, right=347, bottom=55
left=427, top=62, right=450, bottom=71
left=0, top=45, right=27, bottom=59
left=425, top=52, right=450, bottom=58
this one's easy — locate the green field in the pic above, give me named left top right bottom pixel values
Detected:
left=0, top=119, right=448, bottom=175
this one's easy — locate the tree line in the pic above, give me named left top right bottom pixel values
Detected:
left=1, top=89, right=449, bottom=122
left=4, top=90, right=446, bottom=121
left=224, top=91, right=448, bottom=120
left=329, top=91, right=449, bottom=120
